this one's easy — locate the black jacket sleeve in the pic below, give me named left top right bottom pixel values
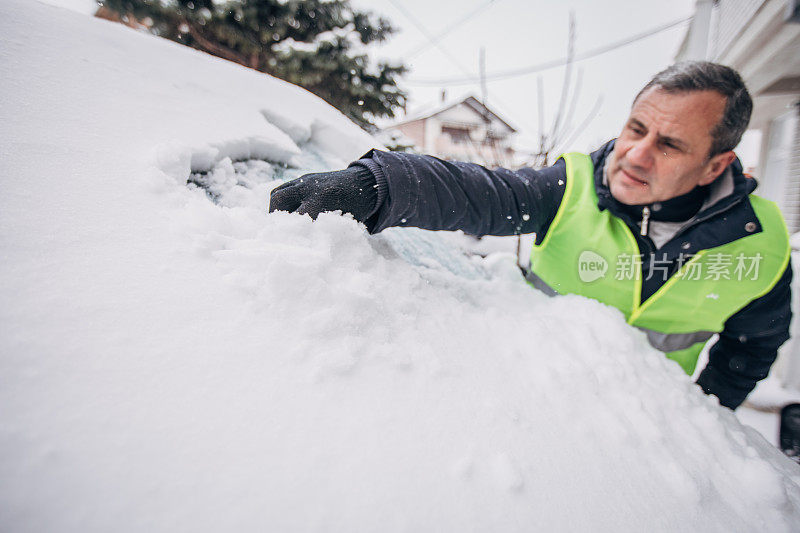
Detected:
left=354, top=150, right=566, bottom=238
left=696, top=259, right=794, bottom=409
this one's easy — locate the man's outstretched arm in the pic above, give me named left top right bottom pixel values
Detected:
left=270, top=149, right=567, bottom=238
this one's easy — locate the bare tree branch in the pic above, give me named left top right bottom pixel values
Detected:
left=547, top=11, right=575, bottom=152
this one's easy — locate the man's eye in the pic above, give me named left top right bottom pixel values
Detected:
left=661, top=141, right=679, bottom=151
left=629, top=126, right=644, bottom=135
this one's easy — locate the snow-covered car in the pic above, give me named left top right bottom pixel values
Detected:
left=2, top=1, right=800, bottom=531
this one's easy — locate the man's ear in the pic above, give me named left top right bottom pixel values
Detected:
left=699, top=150, right=736, bottom=186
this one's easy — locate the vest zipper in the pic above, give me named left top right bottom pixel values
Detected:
left=669, top=196, right=746, bottom=244
left=640, top=206, right=650, bottom=236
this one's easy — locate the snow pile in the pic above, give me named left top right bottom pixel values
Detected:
left=2, top=1, right=800, bottom=531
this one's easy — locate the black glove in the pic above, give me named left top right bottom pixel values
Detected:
left=268, top=165, right=378, bottom=222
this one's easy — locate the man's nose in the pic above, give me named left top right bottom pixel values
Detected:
left=626, top=136, right=656, bottom=169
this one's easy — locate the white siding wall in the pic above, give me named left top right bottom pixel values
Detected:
left=759, top=106, right=800, bottom=233
left=786, top=105, right=800, bottom=234
left=711, top=0, right=768, bottom=59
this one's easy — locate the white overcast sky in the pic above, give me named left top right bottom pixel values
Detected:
left=41, top=0, right=705, bottom=156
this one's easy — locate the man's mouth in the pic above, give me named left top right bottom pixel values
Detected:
left=620, top=168, right=648, bottom=186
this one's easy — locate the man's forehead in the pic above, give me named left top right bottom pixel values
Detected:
left=631, top=88, right=726, bottom=117
left=628, top=88, right=725, bottom=139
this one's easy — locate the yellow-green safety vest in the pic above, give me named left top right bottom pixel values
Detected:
left=529, top=152, right=791, bottom=374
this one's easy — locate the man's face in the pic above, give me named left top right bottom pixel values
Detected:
left=606, top=88, right=735, bottom=205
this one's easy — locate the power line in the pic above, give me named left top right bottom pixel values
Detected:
left=386, top=0, right=475, bottom=78
left=405, top=0, right=500, bottom=59
left=406, top=16, right=691, bottom=87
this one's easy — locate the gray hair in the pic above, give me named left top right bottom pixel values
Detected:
left=635, top=61, right=753, bottom=157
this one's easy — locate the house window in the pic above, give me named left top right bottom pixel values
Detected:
left=442, top=125, right=471, bottom=144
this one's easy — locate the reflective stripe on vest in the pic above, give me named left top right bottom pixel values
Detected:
left=529, top=152, right=791, bottom=374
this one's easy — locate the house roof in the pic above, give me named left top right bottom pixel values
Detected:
left=393, top=95, right=517, bottom=133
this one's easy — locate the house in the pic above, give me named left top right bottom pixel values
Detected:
left=676, top=0, right=800, bottom=392
left=387, top=95, right=517, bottom=168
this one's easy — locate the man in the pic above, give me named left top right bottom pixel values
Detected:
left=269, top=61, right=793, bottom=410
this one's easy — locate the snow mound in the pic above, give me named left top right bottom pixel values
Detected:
left=2, top=1, right=800, bottom=531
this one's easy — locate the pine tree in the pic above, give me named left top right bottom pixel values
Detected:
left=98, top=0, right=407, bottom=130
